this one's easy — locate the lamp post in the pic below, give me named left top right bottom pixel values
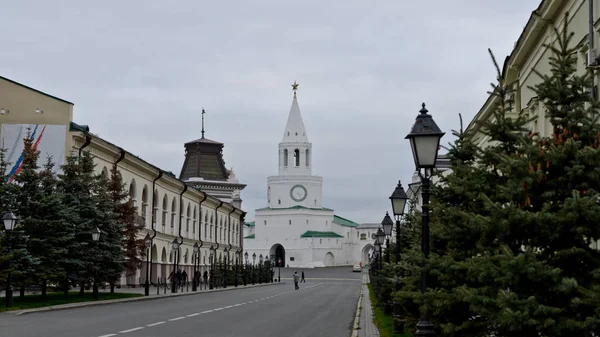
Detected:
left=171, top=238, right=180, bottom=293
left=252, top=252, right=256, bottom=285
left=244, top=251, right=248, bottom=286
left=234, top=250, right=239, bottom=287
left=278, top=257, right=281, bottom=282
left=209, top=245, right=215, bottom=290
left=265, top=256, right=271, bottom=283
left=390, top=181, right=409, bottom=333
left=192, top=242, right=199, bottom=291
left=3, top=211, right=17, bottom=308
left=223, top=247, right=228, bottom=289
left=270, top=254, right=276, bottom=283
left=259, top=254, right=263, bottom=284
left=405, top=102, right=445, bottom=337
left=144, top=233, right=152, bottom=296
left=390, top=181, right=409, bottom=262
left=381, top=213, right=393, bottom=263
left=91, top=227, right=101, bottom=299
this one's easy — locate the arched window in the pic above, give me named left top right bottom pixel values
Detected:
left=161, top=194, right=168, bottom=231
left=141, top=185, right=148, bottom=219
left=171, top=198, right=177, bottom=232
left=186, top=204, right=191, bottom=234
left=129, top=179, right=137, bottom=206
left=283, top=149, right=288, bottom=167
left=294, top=149, right=300, bottom=166
left=305, top=149, right=310, bottom=167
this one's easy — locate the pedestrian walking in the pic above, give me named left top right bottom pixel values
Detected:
left=301, top=271, right=305, bottom=283
left=293, top=271, right=300, bottom=290
left=182, top=270, right=188, bottom=287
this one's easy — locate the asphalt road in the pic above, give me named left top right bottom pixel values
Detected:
left=0, top=267, right=363, bottom=337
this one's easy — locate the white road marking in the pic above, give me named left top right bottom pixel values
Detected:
left=105, top=287, right=306, bottom=336
left=146, top=321, right=165, bottom=327
left=119, top=327, right=144, bottom=333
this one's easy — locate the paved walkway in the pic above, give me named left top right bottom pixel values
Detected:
left=356, top=271, right=380, bottom=337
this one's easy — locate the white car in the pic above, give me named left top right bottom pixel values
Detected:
left=352, top=265, right=362, bottom=272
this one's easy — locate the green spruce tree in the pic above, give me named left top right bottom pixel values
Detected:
left=0, top=148, right=21, bottom=287
left=107, top=164, right=145, bottom=282
left=94, top=168, right=125, bottom=293
left=456, top=14, right=600, bottom=336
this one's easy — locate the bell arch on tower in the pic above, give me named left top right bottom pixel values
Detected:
left=270, top=244, right=286, bottom=267
left=283, top=149, right=288, bottom=167
left=294, top=149, right=300, bottom=166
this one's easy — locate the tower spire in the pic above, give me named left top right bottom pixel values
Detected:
left=282, top=82, right=308, bottom=143
left=201, top=108, right=206, bottom=139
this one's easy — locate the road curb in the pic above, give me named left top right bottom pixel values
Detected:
left=6, top=282, right=286, bottom=316
left=351, top=284, right=364, bottom=337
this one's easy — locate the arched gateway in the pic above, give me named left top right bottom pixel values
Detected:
left=270, top=244, right=286, bottom=267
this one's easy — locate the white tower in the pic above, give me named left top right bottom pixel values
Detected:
left=268, top=81, right=324, bottom=209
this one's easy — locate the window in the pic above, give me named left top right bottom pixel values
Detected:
left=306, top=149, right=310, bottom=166
left=294, top=149, right=300, bottom=166
left=289, top=219, right=291, bottom=225
left=264, top=220, right=267, bottom=225
left=278, top=199, right=281, bottom=205
left=306, top=219, right=308, bottom=224
left=320, top=239, right=322, bottom=244
left=360, top=233, right=366, bottom=240
left=283, top=149, right=288, bottom=167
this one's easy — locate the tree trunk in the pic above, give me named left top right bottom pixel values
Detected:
left=41, top=279, right=47, bottom=297
left=19, top=285, right=25, bottom=298
left=110, top=282, right=115, bottom=294
left=79, top=283, right=84, bottom=296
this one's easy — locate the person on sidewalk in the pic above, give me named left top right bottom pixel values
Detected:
left=182, top=270, right=188, bottom=287
left=293, top=271, right=300, bottom=290
left=301, top=271, right=305, bottom=283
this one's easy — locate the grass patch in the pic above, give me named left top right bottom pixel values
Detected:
left=367, top=283, right=412, bottom=337
left=0, top=291, right=142, bottom=312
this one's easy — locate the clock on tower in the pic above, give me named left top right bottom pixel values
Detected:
left=290, top=184, right=308, bottom=202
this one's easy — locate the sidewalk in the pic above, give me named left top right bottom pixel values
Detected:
left=352, top=271, right=380, bottom=337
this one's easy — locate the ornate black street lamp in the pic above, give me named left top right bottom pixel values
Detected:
left=405, top=102, right=445, bottom=337
left=3, top=211, right=17, bottom=308
left=381, top=212, right=394, bottom=263
left=192, top=241, right=199, bottom=291
left=375, top=228, right=385, bottom=247
left=209, top=245, right=215, bottom=290
left=223, top=246, right=228, bottom=289
left=259, top=254, right=263, bottom=284
left=244, top=251, right=249, bottom=286
left=234, top=249, right=239, bottom=287
left=390, top=181, right=409, bottom=333
left=252, top=252, right=256, bottom=285
left=144, top=233, right=152, bottom=296
left=171, top=238, right=180, bottom=293
left=92, top=227, right=101, bottom=299
left=265, top=256, right=272, bottom=283
left=390, top=181, right=409, bottom=262
left=270, top=254, right=276, bottom=283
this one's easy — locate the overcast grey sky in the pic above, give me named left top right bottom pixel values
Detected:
left=1, top=0, right=539, bottom=223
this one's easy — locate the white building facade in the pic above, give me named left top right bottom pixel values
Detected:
left=243, top=87, right=371, bottom=268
